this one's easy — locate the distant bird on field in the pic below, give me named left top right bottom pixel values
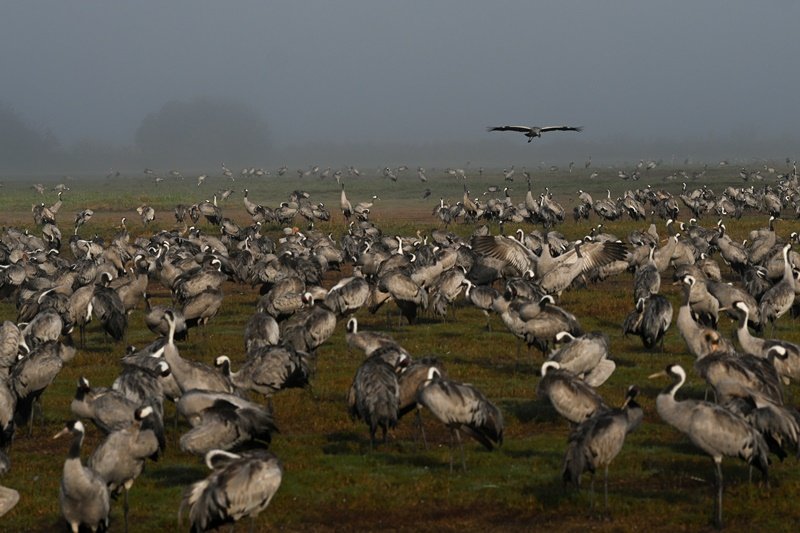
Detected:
left=487, top=125, right=583, bottom=143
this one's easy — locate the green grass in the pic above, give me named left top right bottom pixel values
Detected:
left=1, top=166, right=800, bottom=532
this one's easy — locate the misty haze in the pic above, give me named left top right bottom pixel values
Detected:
left=0, top=1, right=797, bottom=173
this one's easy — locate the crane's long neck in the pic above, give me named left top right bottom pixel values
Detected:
left=69, top=429, right=84, bottom=460
left=736, top=313, right=764, bottom=355
left=782, top=246, right=794, bottom=286
left=655, top=373, right=694, bottom=433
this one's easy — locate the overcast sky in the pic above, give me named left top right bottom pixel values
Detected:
left=2, top=1, right=797, bottom=154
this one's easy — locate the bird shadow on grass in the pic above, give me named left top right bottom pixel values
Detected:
left=149, top=464, right=204, bottom=488
left=500, top=398, right=559, bottom=424
left=321, top=430, right=363, bottom=455
left=520, top=477, right=571, bottom=508
left=502, top=447, right=561, bottom=462
left=379, top=452, right=447, bottom=469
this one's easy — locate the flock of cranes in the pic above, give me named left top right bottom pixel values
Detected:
left=1, top=161, right=800, bottom=529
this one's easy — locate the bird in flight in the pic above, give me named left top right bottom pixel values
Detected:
left=487, top=125, right=583, bottom=143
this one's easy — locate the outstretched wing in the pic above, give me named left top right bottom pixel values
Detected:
left=471, top=235, right=536, bottom=274
left=552, top=240, right=627, bottom=274
left=539, top=126, right=583, bottom=133
left=486, top=125, right=533, bottom=133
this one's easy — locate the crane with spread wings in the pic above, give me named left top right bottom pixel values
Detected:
left=487, top=125, right=583, bottom=142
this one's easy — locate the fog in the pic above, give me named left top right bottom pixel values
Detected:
left=1, top=1, right=797, bottom=171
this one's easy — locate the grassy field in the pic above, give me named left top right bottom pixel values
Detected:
left=1, top=165, right=799, bottom=532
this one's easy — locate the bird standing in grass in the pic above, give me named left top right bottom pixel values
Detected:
left=55, top=420, right=110, bottom=533
left=562, top=385, right=643, bottom=513
left=650, top=364, right=769, bottom=529
left=416, top=368, right=503, bottom=471
left=181, top=449, right=282, bottom=532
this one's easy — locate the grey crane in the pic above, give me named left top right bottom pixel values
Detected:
left=345, top=317, right=411, bottom=358
left=398, top=358, right=447, bottom=420
left=197, top=196, right=222, bottom=225
left=470, top=232, right=538, bottom=276
left=180, top=449, right=283, bottom=532
left=243, top=312, right=280, bottom=355
left=74, top=208, right=94, bottom=235
left=324, top=276, right=370, bottom=318
left=493, top=293, right=583, bottom=355
left=173, top=258, right=227, bottom=303
left=114, top=259, right=149, bottom=315
left=0, top=449, right=19, bottom=518
left=487, top=124, right=583, bottom=142
left=54, top=420, right=111, bottom=533
left=242, top=188, right=259, bottom=217
left=706, top=280, right=761, bottom=331
left=67, top=284, right=94, bottom=348
left=537, top=361, right=608, bottom=424
left=371, top=269, right=429, bottom=325
left=416, top=367, right=504, bottom=471
left=347, top=349, right=407, bottom=448
left=562, top=385, right=643, bottom=512
left=0, top=378, right=15, bottom=448
left=759, top=243, right=795, bottom=334
left=69, top=376, right=163, bottom=446
left=428, top=267, right=466, bottom=320
left=549, top=331, right=615, bottom=387
left=633, top=243, right=660, bottom=302
left=215, top=346, right=314, bottom=398
left=89, top=405, right=160, bottom=533
left=622, top=295, right=673, bottom=350
left=694, top=344, right=785, bottom=406
left=535, top=239, right=626, bottom=296
left=256, top=277, right=308, bottom=321
left=112, top=356, right=171, bottom=425
left=396, top=358, right=447, bottom=447
left=340, top=183, right=353, bottom=221
left=179, top=398, right=276, bottom=456
left=650, top=364, right=769, bottom=528
left=181, top=286, right=224, bottom=331
left=177, top=390, right=259, bottom=425
left=0, top=321, right=27, bottom=377
left=279, top=295, right=337, bottom=353
left=713, top=377, right=800, bottom=460
left=730, top=301, right=800, bottom=383
left=161, top=310, right=234, bottom=395
left=92, top=273, right=128, bottom=342
left=11, top=340, right=75, bottom=434
left=675, top=275, right=733, bottom=358
left=462, top=279, right=499, bottom=331
left=135, top=204, right=155, bottom=226
left=21, top=309, right=64, bottom=350
left=143, top=296, right=188, bottom=340
left=684, top=273, right=720, bottom=329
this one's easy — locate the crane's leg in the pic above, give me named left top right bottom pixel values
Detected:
left=713, top=458, right=723, bottom=529
left=603, top=464, right=609, bottom=514
left=415, top=409, right=428, bottom=450
left=123, top=487, right=129, bottom=533
left=589, top=472, right=595, bottom=511
left=448, top=429, right=455, bottom=473
left=454, top=429, right=466, bottom=472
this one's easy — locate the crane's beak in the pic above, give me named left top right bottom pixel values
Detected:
left=53, top=427, right=71, bottom=440
left=648, top=370, right=668, bottom=379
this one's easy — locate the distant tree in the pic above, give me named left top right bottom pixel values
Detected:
left=0, top=103, right=61, bottom=171
left=134, top=97, right=271, bottom=167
